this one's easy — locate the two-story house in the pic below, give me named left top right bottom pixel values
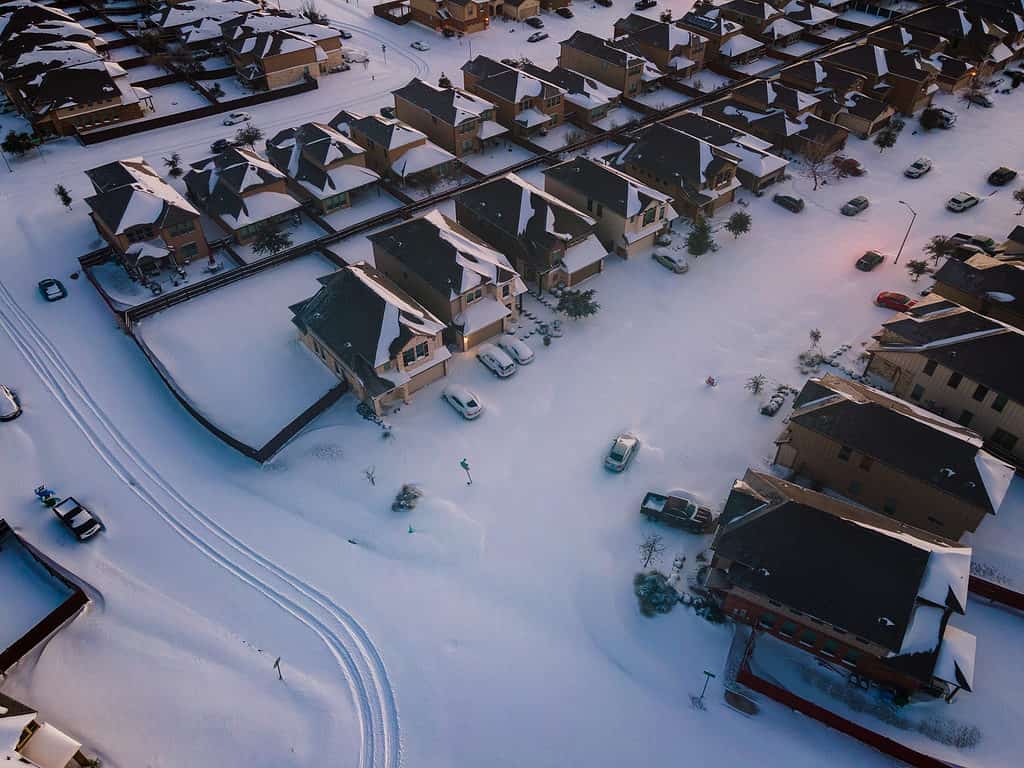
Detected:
left=455, top=173, right=606, bottom=290
left=677, top=11, right=768, bottom=67
left=226, top=23, right=343, bottom=90
left=781, top=1, right=839, bottom=36
left=290, top=263, right=451, bottom=416
left=731, top=78, right=821, bottom=117
left=265, top=122, right=380, bottom=214
left=904, top=4, right=1012, bottom=69
left=609, top=122, right=741, bottom=217
left=820, top=44, right=938, bottom=115
left=84, top=157, right=209, bottom=276
left=558, top=31, right=649, bottom=96
left=707, top=470, right=977, bottom=702
left=931, top=253, right=1024, bottom=331
left=718, top=0, right=802, bottom=47
left=1, top=40, right=101, bottom=100
left=370, top=209, right=527, bottom=349
left=779, top=58, right=866, bottom=99
left=518, top=63, right=620, bottom=126
left=868, top=24, right=949, bottom=58
left=392, top=77, right=506, bottom=156
left=340, top=112, right=458, bottom=183
left=409, top=0, right=490, bottom=34
left=617, top=19, right=707, bottom=76
left=702, top=94, right=848, bottom=157
left=183, top=146, right=303, bottom=244
left=866, top=297, right=1024, bottom=464
left=543, top=157, right=676, bottom=258
left=460, top=56, right=565, bottom=138
left=774, top=374, right=1015, bottom=540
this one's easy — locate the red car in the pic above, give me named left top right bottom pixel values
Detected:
left=875, top=292, right=915, bottom=311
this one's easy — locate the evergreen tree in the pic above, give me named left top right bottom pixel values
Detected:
left=919, top=107, right=946, bottom=131
left=251, top=223, right=293, bottom=259
left=874, top=125, right=898, bottom=152
left=686, top=214, right=715, bottom=256
left=724, top=210, right=751, bottom=239
left=2, top=130, right=34, bottom=157
left=54, top=184, right=72, bottom=210
left=556, top=288, right=600, bottom=320
left=906, top=259, right=930, bottom=282
left=235, top=123, right=264, bottom=150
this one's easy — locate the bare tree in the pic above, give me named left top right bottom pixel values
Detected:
left=364, top=466, right=376, bottom=486
left=906, top=259, right=930, bottom=282
left=801, top=145, right=839, bottom=191
left=235, top=122, right=264, bottom=150
left=250, top=223, right=293, bottom=259
left=746, top=373, right=767, bottom=394
left=808, top=328, right=822, bottom=353
left=1014, top=187, right=1024, bottom=216
left=299, top=0, right=329, bottom=23
left=639, top=534, right=665, bottom=569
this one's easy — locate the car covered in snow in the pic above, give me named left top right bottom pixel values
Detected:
left=52, top=496, right=103, bottom=541
left=988, top=166, right=1018, bottom=186
left=0, top=384, right=20, bottom=421
left=875, top=291, right=915, bottom=311
left=442, top=384, right=483, bottom=420
left=840, top=196, right=870, bottom=216
left=605, top=432, right=639, bottom=472
left=410, top=41, right=431, bottom=51
left=556, top=7, right=574, bottom=17
left=950, top=232, right=997, bottom=256
left=527, top=31, right=548, bottom=43
left=477, top=343, right=517, bottom=378
left=772, top=193, right=804, bottom=213
left=37, top=278, right=66, bottom=301
left=947, top=192, right=980, bottom=212
left=338, top=28, right=353, bottom=40
left=496, top=336, right=535, bottom=365
left=222, top=111, right=251, bottom=126
left=343, top=48, right=369, bottom=63
left=856, top=250, right=885, bottom=271
left=634, top=0, right=656, bottom=8
left=904, top=157, right=932, bottom=178
left=652, top=248, right=688, bottom=273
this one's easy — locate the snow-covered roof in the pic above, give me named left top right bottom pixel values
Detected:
left=391, top=143, right=455, bottom=178
left=84, top=158, right=199, bottom=236
left=513, top=107, right=553, bottom=129
left=454, top=297, right=511, bottom=334
left=933, top=623, right=976, bottom=691
left=298, top=164, right=379, bottom=198
left=561, top=234, right=607, bottom=275
left=719, top=33, right=766, bottom=58
left=19, top=723, right=81, bottom=768
left=478, top=120, right=507, bottom=140
left=217, top=190, right=300, bottom=228
left=764, top=18, right=804, bottom=40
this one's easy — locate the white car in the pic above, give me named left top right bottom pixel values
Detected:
left=410, top=41, right=430, bottom=51
left=477, top=343, right=517, bottom=378
left=0, top=384, right=20, bottom=421
left=904, top=156, right=932, bottom=178
left=604, top=433, right=640, bottom=472
left=496, top=336, right=535, bottom=365
left=222, top=111, right=251, bottom=126
left=947, top=192, right=980, bottom=212
left=653, top=248, right=688, bottom=273
left=343, top=48, right=369, bottom=63
left=442, top=384, right=483, bottom=420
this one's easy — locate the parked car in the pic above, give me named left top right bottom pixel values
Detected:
left=841, top=196, right=870, bottom=216
left=966, top=92, right=993, bottom=108
left=856, top=250, right=885, bottom=271
left=343, top=48, right=369, bottom=63
left=988, top=166, right=1018, bottom=186
left=652, top=249, right=688, bottom=273
left=947, top=192, right=980, bottom=212
left=904, top=156, right=932, bottom=178
left=37, top=278, right=66, bottom=301
left=477, top=343, right=517, bottom=378
left=875, top=291, right=915, bottom=311
left=380, top=106, right=396, bottom=119
left=772, top=193, right=804, bottom=213
left=556, top=7, right=574, bottom=17
left=496, top=336, right=535, bottom=365
left=634, top=0, right=657, bottom=8
left=442, top=384, right=483, bottom=420
left=605, top=432, right=640, bottom=472
left=52, top=497, right=103, bottom=541
left=222, top=111, right=251, bottom=125
left=640, top=491, right=713, bottom=532
left=338, top=28, right=353, bottom=40
left=410, top=41, right=431, bottom=51
left=210, top=137, right=237, bottom=153
left=527, top=31, right=548, bottom=42
left=0, top=384, right=20, bottom=421
left=950, top=232, right=997, bottom=255
left=526, top=16, right=544, bottom=28
left=596, top=0, right=613, bottom=6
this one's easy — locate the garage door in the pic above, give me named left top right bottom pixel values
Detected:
left=463, top=319, right=505, bottom=350
left=407, top=359, right=447, bottom=395
left=569, top=260, right=603, bottom=285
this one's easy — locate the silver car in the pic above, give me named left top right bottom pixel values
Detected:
left=477, top=343, right=517, bottom=378
left=904, top=157, right=932, bottom=178
left=496, top=336, right=535, bottom=365
left=841, top=196, right=870, bottom=216
left=0, top=384, right=20, bottom=421
left=652, top=249, right=689, bottom=273
left=605, top=433, right=640, bottom=472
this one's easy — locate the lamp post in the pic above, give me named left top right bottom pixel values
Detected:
left=895, top=200, right=917, bottom=265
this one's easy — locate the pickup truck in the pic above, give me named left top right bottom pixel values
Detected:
left=641, top=491, right=713, bottom=532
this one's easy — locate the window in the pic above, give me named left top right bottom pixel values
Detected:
left=947, top=371, right=963, bottom=389
left=973, top=384, right=989, bottom=402
left=992, top=393, right=1008, bottom=412
left=415, top=341, right=429, bottom=358
left=467, top=289, right=482, bottom=304
left=779, top=620, right=797, bottom=638
left=502, top=284, right=510, bottom=297
left=848, top=479, right=862, bottom=495
left=882, top=500, right=897, bottom=516
left=167, top=220, right=195, bottom=237
left=822, top=639, right=839, bottom=657
left=992, top=428, right=1019, bottom=451
left=402, top=349, right=415, bottom=366
left=910, top=384, right=925, bottom=401
left=798, top=629, right=817, bottom=647
left=843, top=648, right=861, bottom=666
left=758, top=613, right=776, bottom=629
left=179, top=242, right=198, bottom=259
left=859, top=456, right=874, bottom=471
left=958, top=409, right=974, bottom=427
left=642, top=208, right=656, bottom=225
left=837, top=445, right=852, bottom=461
left=923, top=359, right=937, bottom=376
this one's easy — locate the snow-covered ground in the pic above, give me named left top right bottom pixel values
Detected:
left=89, top=250, right=238, bottom=310
left=322, top=190, right=405, bottom=232
left=231, top=214, right=329, bottom=263
left=0, top=535, right=76, bottom=652
left=679, top=69, right=735, bottom=93
left=461, top=142, right=537, bottom=174
left=631, top=87, right=692, bottom=110
left=2, top=2, right=1024, bottom=767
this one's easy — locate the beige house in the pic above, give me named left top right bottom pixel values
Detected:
left=371, top=209, right=528, bottom=349
left=543, top=157, right=676, bottom=258
left=392, top=78, right=506, bottom=156
left=500, top=0, right=541, bottom=20
left=616, top=18, right=707, bottom=76
left=409, top=0, right=490, bottom=33
left=775, top=375, right=1016, bottom=540
left=227, top=23, right=344, bottom=90
left=340, top=112, right=458, bottom=184
left=866, top=297, right=1024, bottom=465
left=558, top=30, right=647, bottom=96
left=931, top=254, right=1024, bottom=332
left=460, top=56, right=565, bottom=138
left=290, top=263, right=451, bottom=415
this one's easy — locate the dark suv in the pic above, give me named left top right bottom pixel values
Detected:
left=526, top=16, right=544, bottom=28
left=988, top=166, right=1018, bottom=186
left=772, top=194, right=804, bottom=213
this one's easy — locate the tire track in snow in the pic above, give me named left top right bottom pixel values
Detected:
left=0, top=279, right=400, bottom=768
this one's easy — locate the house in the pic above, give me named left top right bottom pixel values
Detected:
left=184, top=146, right=303, bottom=244
left=409, top=0, right=490, bottom=33
left=706, top=471, right=977, bottom=701
left=701, top=96, right=848, bottom=158
left=499, top=0, right=542, bottom=21
left=931, top=253, right=1024, bottom=331
left=1, top=691, right=96, bottom=768
left=779, top=58, right=866, bottom=99
left=609, top=123, right=741, bottom=217
left=0, top=2, right=102, bottom=63
left=904, top=5, right=1010, bottom=68
left=866, top=297, right=1024, bottom=465
left=616, top=19, right=707, bottom=76
left=868, top=24, right=949, bottom=58
left=340, top=112, right=458, bottom=183
left=289, top=263, right=450, bottom=415
left=661, top=112, right=789, bottom=192
left=1000, top=225, right=1024, bottom=260
left=677, top=11, right=768, bottom=66
left=558, top=31, right=650, bottom=96
left=821, top=44, right=938, bottom=114
left=460, top=56, right=565, bottom=138
left=730, top=78, right=821, bottom=118
left=923, top=53, right=978, bottom=92
left=85, top=157, right=210, bottom=276
left=392, top=77, right=506, bottom=156
left=774, top=374, right=1016, bottom=540
left=717, top=0, right=803, bottom=47
left=543, top=157, right=676, bottom=257
left=226, top=23, right=344, bottom=90
left=816, top=89, right=895, bottom=138
left=147, top=0, right=260, bottom=37
left=370, top=209, right=527, bottom=349
left=613, top=13, right=662, bottom=40
left=1, top=40, right=102, bottom=98
left=962, top=0, right=1024, bottom=62
left=782, top=1, right=839, bottom=35
left=265, top=122, right=380, bottom=214
left=455, top=173, right=606, bottom=290
left=518, top=63, right=620, bottom=126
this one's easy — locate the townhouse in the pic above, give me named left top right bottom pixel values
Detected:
left=820, top=44, right=938, bottom=115
left=338, top=112, right=458, bottom=183
left=460, top=56, right=565, bottom=138
left=558, top=31, right=651, bottom=96
left=392, top=77, right=506, bottom=156
left=518, top=63, right=620, bottom=126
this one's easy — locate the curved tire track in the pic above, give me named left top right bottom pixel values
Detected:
left=0, top=279, right=400, bottom=768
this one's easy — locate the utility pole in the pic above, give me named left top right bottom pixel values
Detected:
left=895, top=200, right=917, bottom=265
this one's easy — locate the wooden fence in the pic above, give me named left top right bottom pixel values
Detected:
left=968, top=575, right=1024, bottom=611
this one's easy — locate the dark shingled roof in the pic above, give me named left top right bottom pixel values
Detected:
left=662, top=111, right=745, bottom=144
left=719, top=0, right=781, bottom=20
left=823, top=44, right=932, bottom=81
left=17, top=62, right=121, bottom=113
left=543, top=156, right=667, bottom=218
left=933, top=257, right=1024, bottom=318
left=392, top=77, right=493, bottom=126
left=613, top=13, right=661, bottom=38
left=611, top=123, right=738, bottom=197
left=560, top=30, right=642, bottom=68
left=781, top=59, right=864, bottom=92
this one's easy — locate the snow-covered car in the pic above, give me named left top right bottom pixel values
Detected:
left=988, top=166, right=1018, bottom=186
left=525, top=16, right=544, bottom=28
left=966, top=92, right=993, bottom=108
left=222, top=111, right=251, bottom=126
left=856, top=250, right=886, bottom=272
left=604, top=433, right=639, bottom=472
left=652, top=249, right=688, bottom=273
left=634, top=0, right=657, bottom=8
left=527, top=31, right=548, bottom=43
left=343, top=48, right=369, bottom=63
left=947, top=193, right=980, bottom=212
left=904, top=157, right=932, bottom=178
left=338, top=28, right=353, bottom=40
left=0, top=384, right=20, bottom=421
left=596, top=0, right=613, bottom=6
left=875, top=291, right=915, bottom=311
left=772, top=194, right=804, bottom=213
left=477, top=343, right=517, bottom=378
left=52, top=497, right=103, bottom=541
left=442, top=384, right=483, bottom=420
left=37, top=278, right=66, bottom=301
left=496, top=336, right=535, bottom=365
left=556, top=7, right=574, bottom=17
left=840, top=196, right=870, bottom=216
left=410, top=41, right=430, bottom=51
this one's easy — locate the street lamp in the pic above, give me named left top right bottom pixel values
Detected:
left=895, top=200, right=917, bottom=265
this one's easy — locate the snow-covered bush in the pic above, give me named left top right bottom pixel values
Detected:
left=634, top=572, right=678, bottom=617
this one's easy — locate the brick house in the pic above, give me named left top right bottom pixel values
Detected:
left=460, top=56, right=565, bottom=138
left=0, top=3, right=102, bottom=64
left=392, top=77, right=506, bottom=156
left=409, top=0, right=490, bottom=33
left=1, top=39, right=101, bottom=100
left=677, top=11, right=768, bottom=67
left=701, top=95, right=848, bottom=159
left=227, top=23, right=343, bottom=90
left=617, top=19, right=707, bottom=76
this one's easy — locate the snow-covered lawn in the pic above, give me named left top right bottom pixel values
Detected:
left=528, top=123, right=594, bottom=152
left=399, top=169, right=478, bottom=201
left=88, top=250, right=239, bottom=310
left=231, top=214, right=329, bottom=263
left=0, top=535, right=76, bottom=652
left=134, top=253, right=340, bottom=448
left=816, top=25, right=857, bottom=41
left=148, top=82, right=212, bottom=113
left=965, top=479, right=1024, bottom=590
left=206, top=76, right=255, bottom=102
left=631, top=87, right=693, bottom=110
left=679, top=70, right=735, bottom=93
left=775, top=39, right=825, bottom=58
left=593, top=106, right=644, bottom=131
left=732, top=57, right=783, bottom=76
left=321, top=189, right=404, bottom=232
left=461, top=143, right=537, bottom=174
left=839, top=9, right=888, bottom=27
left=580, top=138, right=628, bottom=161
left=108, top=45, right=146, bottom=62
left=126, top=64, right=171, bottom=84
